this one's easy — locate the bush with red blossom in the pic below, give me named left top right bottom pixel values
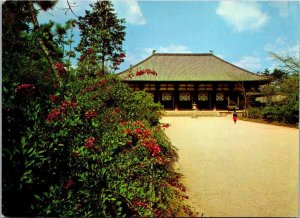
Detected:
left=64, top=179, right=74, bottom=190
left=136, top=69, right=157, bottom=76
left=54, top=62, right=66, bottom=75
left=49, top=95, right=60, bottom=103
left=8, top=73, right=190, bottom=217
left=85, top=109, right=97, bottom=119
left=15, top=83, right=35, bottom=99
left=16, top=83, right=35, bottom=92
left=84, top=136, right=95, bottom=148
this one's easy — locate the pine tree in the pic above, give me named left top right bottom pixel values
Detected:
left=76, top=0, right=126, bottom=75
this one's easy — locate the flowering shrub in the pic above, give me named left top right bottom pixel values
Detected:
left=49, top=94, right=60, bottom=103
left=16, top=83, right=35, bottom=92
left=85, top=109, right=98, bottom=119
left=136, top=69, right=158, bottom=76
left=15, top=83, right=36, bottom=99
left=3, top=70, right=191, bottom=217
left=54, top=62, right=67, bottom=74
left=84, top=136, right=96, bottom=148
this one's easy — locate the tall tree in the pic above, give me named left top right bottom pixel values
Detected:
left=76, top=0, right=126, bottom=75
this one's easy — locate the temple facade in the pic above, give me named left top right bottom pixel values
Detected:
left=118, top=53, right=269, bottom=110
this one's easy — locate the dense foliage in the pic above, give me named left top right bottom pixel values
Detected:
left=2, top=1, right=189, bottom=216
left=7, top=73, right=186, bottom=217
left=77, top=0, right=126, bottom=74
left=248, top=55, right=299, bottom=124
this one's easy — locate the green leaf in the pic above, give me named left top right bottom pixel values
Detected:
left=21, top=136, right=26, bottom=147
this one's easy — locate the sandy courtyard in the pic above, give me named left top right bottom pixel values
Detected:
left=161, top=116, right=298, bottom=217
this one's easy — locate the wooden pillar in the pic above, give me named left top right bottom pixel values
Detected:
left=237, top=95, right=240, bottom=107
left=172, top=91, right=175, bottom=110
left=156, top=83, right=160, bottom=103
left=174, top=84, right=179, bottom=111
left=213, top=83, right=217, bottom=111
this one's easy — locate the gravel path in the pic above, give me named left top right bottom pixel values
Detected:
left=161, top=116, right=298, bottom=217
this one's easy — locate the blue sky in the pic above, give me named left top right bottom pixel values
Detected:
left=38, top=0, right=300, bottom=73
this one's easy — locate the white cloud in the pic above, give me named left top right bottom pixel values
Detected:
left=216, top=1, right=268, bottom=32
left=265, top=37, right=300, bottom=58
left=233, top=56, right=262, bottom=72
left=125, top=44, right=191, bottom=66
left=126, top=53, right=141, bottom=65
left=113, top=0, right=146, bottom=25
left=144, top=44, right=192, bottom=54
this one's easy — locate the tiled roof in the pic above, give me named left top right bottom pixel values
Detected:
left=118, top=53, right=268, bottom=82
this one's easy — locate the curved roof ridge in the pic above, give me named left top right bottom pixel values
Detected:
left=117, top=53, right=155, bottom=75
left=117, top=52, right=269, bottom=82
left=154, top=53, right=212, bottom=56
left=211, top=54, right=266, bottom=78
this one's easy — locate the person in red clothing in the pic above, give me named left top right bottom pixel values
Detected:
left=233, top=108, right=238, bottom=124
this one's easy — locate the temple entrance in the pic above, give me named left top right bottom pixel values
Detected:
left=197, top=92, right=212, bottom=110
left=178, top=92, right=192, bottom=110
left=160, top=91, right=174, bottom=110
left=228, top=94, right=240, bottom=107
left=215, top=92, right=227, bottom=110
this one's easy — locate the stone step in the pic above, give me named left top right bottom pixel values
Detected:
left=197, top=111, right=219, bottom=117
left=162, top=110, right=222, bottom=117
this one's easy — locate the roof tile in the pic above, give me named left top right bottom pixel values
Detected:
left=118, top=53, right=268, bottom=82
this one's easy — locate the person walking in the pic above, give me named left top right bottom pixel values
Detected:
left=233, top=108, right=238, bottom=124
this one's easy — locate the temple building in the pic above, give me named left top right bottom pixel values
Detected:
left=118, top=52, right=269, bottom=111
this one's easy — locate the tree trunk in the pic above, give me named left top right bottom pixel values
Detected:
left=28, top=1, right=62, bottom=85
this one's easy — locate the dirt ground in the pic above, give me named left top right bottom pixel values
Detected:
left=161, top=116, right=299, bottom=217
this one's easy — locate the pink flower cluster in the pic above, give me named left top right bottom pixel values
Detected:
left=141, top=138, right=161, bottom=157
left=46, top=99, right=78, bottom=122
left=79, top=47, right=95, bottom=62
left=47, top=108, right=62, bottom=122
left=85, top=109, right=97, bottom=119
left=69, top=101, right=78, bottom=108
left=112, top=53, right=126, bottom=69
left=84, top=136, right=95, bottom=149
left=16, top=83, right=35, bottom=92
left=64, top=179, right=74, bottom=190
left=162, top=123, right=170, bottom=128
left=81, top=79, right=108, bottom=94
left=136, top=69, right=157, bottom=76
left=49, top=95, right=60, bottom=103
left=16, top=83, right=35, bottom=98
left=124, top=120, right=161, bottom=157
left=54, top=62, right=66, bottom=74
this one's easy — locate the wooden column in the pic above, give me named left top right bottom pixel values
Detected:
left=174, top=84, right=179, bottom=111
left=213, top=84, right=217, bottom=111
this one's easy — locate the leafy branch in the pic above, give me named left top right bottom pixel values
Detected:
left=28, top=1, right=62, bottom=85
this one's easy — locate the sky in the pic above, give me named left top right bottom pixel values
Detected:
left=38, top=0, right=300, bottom=73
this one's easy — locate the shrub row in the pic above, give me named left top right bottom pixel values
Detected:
left=3, top=74, right=188, bottom=216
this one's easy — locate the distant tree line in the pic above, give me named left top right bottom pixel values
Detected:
left=249, top=53, right=299, bottom=124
